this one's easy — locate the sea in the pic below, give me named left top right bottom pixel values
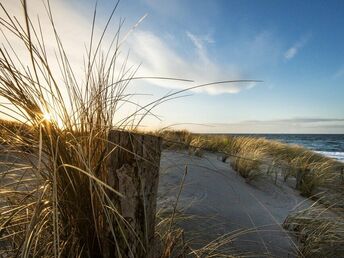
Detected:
left=229, top=134, right=344, bottom=162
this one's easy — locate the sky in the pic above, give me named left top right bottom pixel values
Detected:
left=1, top=0, right=344, bottom=133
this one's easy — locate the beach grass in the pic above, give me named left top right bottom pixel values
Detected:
left=159, top=129, right=342, bottom=195
left=159, top=129, right=344, bottom=257
left=1, top=1, right=343, bottom=257
left=0, top=1, right=155, bottom=256
left=0, top=1, right=264, bottom=257
left=284, top=203, right=344, bottom=257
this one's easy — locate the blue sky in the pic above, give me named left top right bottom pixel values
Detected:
left=3, top=0, right=344, bottom=133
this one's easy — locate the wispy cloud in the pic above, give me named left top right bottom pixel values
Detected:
left=181, top=118, right=344, bottom=133
left=127, top=30, right=256, bottom=94
left=2, top=0, right=256, bottom=96
left=284, top=33, right=311, bottom=60
left=186, top=31, right=214, bottom=64
left=243, top=118, right=344, bottom=124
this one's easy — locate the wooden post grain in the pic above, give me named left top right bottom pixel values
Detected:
left=295, top=169, right=304, bottom=190
left=105, top=131, right=162, bottom=258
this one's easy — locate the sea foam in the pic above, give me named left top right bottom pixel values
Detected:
left=316, top=151, right=344, bottom=162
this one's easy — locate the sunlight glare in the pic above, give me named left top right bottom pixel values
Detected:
left=43, top=112, right=52, bottom=122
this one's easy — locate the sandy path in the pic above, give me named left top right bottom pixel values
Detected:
left=158, top=150, right=311, bottom=257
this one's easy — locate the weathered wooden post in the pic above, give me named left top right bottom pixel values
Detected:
left=105, top=130, right=162, bottom=258
left=296, top=168, right=311, bottom=195
left=295, top=169, right=305, bottom=190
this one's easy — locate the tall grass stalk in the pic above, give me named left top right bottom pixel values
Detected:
left=0, top=0, right=141, bottom=256
left=284, top=204, right=344, bottom=257
left=0, top=1, right=259, bottom=256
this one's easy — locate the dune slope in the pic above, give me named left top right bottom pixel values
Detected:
left=158, top=150, right=312, bottom=257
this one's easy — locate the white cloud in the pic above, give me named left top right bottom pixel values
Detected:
left=182, top=118, right=344, bottom=133
left=127, top=30, right=255, bottom=94
left=185, top=31, right=216, bottom=67
left=1, top=0, right=256, bottom=96
left=284, top=34, right=311, bottom=60
left=284, top=47, right=298, bottom=60
left=0, top=0, right=95, bottom=83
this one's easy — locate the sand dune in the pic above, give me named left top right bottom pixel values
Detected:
left=158, top=150, right=312, bottom=257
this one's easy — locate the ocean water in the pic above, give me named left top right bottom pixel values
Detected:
left=230, top=134, right=344, bottom=162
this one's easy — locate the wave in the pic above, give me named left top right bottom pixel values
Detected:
left=315, top=151, right=344, bottom=162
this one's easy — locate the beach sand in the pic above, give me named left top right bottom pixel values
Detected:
left=158, top=150, right=312, bottom=257
left=0, top=148, right=313, bottom=257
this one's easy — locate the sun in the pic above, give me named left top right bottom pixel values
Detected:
left=43, top=112, right=52, bottom=122
left=41, top=111, right=64, bottom=128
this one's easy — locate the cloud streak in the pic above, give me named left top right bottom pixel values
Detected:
left=242, top=118, right=344, bottom=124
left=2, top=1, right=257, bottom=96
left=127, top=30, right=256, bottom=94
left=284, top=34, right=311, bottom=60
left=180, top=118, right=344, bottom=133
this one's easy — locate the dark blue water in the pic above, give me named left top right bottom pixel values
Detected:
left=230, top=134, right=344, bottom=162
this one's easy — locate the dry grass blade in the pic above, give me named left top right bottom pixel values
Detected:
left=0, top=1, right=150, bottom=256
left=0, top=1, right=261, bottom=257
left=284, top=203, right=344, bottom=257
